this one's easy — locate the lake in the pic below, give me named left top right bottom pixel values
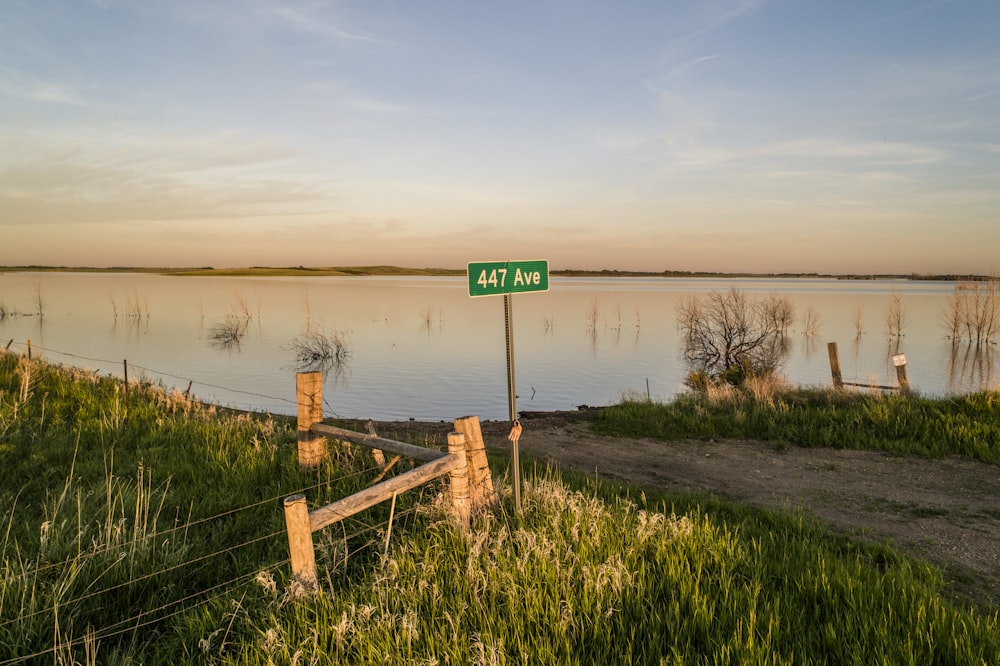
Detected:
left=1, top=272, right=996, bottom=421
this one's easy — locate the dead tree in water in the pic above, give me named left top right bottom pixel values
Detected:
left=677, top=287, right=785, bottom=385
left=885, top=293, right=907, bottom=340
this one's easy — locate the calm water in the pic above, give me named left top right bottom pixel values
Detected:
left=1, top=272, right=996, bottom=421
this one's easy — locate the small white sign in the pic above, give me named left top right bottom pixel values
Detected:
left=893, top=354, right=906, bottom=367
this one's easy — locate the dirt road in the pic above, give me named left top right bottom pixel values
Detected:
left=361, top=412, right=1000, bottom=611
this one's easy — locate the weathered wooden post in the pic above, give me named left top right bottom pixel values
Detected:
left=296, top=372, right=326, bottom=468
left=893, top=354, right=910, bottom=394
left=453, top=415, right=497, bottom=512
left=447, top=432, right=471, bottom=529
left=827, top=342, right=844, bottom=390
left=283, top=494, right=318, bottom=591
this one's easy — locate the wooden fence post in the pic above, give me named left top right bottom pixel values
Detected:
left=893, top=354, right=910, bottom=394
left=296, top=372, right=326, bottom=468
left=453, top=415, right=497, bottom=512
left=283, top=494, right=318, bottom=591
left=446, top=432, right=471, bottom=529
left=827, top=342, right=843, bottom=390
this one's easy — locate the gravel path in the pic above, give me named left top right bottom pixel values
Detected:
left=364, top=414, right=1000, bottom=611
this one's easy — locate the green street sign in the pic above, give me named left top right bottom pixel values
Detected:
left=468, top=260, right=549, bottom=297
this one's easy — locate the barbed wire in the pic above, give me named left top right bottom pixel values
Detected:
left=1, top=339, right=459, bottom=661
left=2, top=459, right=387, bottom=586
left=0, top=504, right=428, bottom=654
left=0, top=560, right=289, bottom=666
left=0, top=529, right=285, bottom=630
left=1, top=494, right=431, bottom=635
left=8, top=341, right=300, bottom=409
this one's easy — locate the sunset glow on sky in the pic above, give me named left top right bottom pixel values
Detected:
left=2, top=1, right=999, bottom=274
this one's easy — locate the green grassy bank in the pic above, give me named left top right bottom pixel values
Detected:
left=1, top=355, right=997, bottom=664
left=594, top=383, right=1000, bottom=463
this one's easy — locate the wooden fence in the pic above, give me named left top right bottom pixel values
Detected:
left=283, top=372, right=496, bottom=589
left=827, top=341, right=910, bottom=393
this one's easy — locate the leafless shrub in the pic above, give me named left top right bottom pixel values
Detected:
left=289, top=328, right=351, bottom=374
left=762, top=293, right=795, bottom=338
left=676, top=287, right=787, bottom=386
left=32, top=280, right=45, bottom=319
left=126, top=292, right=150, bottom=320
left=885, top=292, right=907, bottom=339
left=586, top=298, right=599, bottom=333
left=208, top=297, right=262, bottom=349
left=235, top=293, right=260, bottom=323
left=208, top=314, right=247, bottom=349
left=612, top=304, right=624, bottom=333
left=420, top=306, right=443, bottom=333
left=944, top=279, right=999, bottom=346
left=854, top=303, right=864, bottom=338
left=802, top=305, right=823, bottom=337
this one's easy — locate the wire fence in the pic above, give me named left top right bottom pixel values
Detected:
left=1, top=337, right=348, bottom=417
left=0, top=561, right=288, bottom=666
left=0, top=501, right=427, bottom=666
left=0, top=342, right=449, bottom=664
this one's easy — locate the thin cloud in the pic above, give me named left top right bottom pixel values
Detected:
left=720, top=0, right=767, bottom=21
left=855, top=0, right=958, bottom=30
left=263, top=5, right=379, bottom=44
left=302, top=80, right=418, bottom=114
left=662, top=53, right=723, bottom=80
left=0, top=67, right=87, bottom=106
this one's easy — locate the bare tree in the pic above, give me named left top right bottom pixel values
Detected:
left=943, top=286, right=967, bottom=342
left=676, top=287, right=786, bottom=384
left=33, top=280, right=45, bottom=319
left=944, top=279, right=999, bottom=346
left=762, top=293, right=795, bottom=338
left=802, top=305, right=822, bottom=337
left=885, top=292, right=907, bottom=339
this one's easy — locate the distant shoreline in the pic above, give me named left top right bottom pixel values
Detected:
left=0, top=265, right=992, bottom=281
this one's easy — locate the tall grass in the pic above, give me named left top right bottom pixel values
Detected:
left=1, top=355, right=998, bottom=664
left=596, top=385, right=1000, bottom=462
left=219, top=472, right=1000, bottom=665
left=0, top=354, right=417, bottom=663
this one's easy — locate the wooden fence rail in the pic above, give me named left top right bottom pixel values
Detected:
left=284, top=372, right=495, bottom=590
left=827, top=341, right=911, bottom=393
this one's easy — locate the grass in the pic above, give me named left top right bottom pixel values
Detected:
left=1, top=355, right=998, bottom=664
left=595, top=383, right=1000, bottom=463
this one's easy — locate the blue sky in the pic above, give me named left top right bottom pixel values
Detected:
left=2, top=0, right=998, bottom=273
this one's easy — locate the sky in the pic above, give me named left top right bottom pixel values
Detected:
left=1, top=1, right=998, bottom=274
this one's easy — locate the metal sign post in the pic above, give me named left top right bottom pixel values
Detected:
left=503, top=293, right=520, bottom=510
left=468, top=260, right=549, bottom=512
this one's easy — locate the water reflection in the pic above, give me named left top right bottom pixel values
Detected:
left=946, top=343, right=998, bottom=393
left=419, top=306, right=444, bottom=336
left=287, top=328, right=352, bottom=388
left=208, top=314, right=248, bottom=350
left=0, top=271, right=996, bottom=420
